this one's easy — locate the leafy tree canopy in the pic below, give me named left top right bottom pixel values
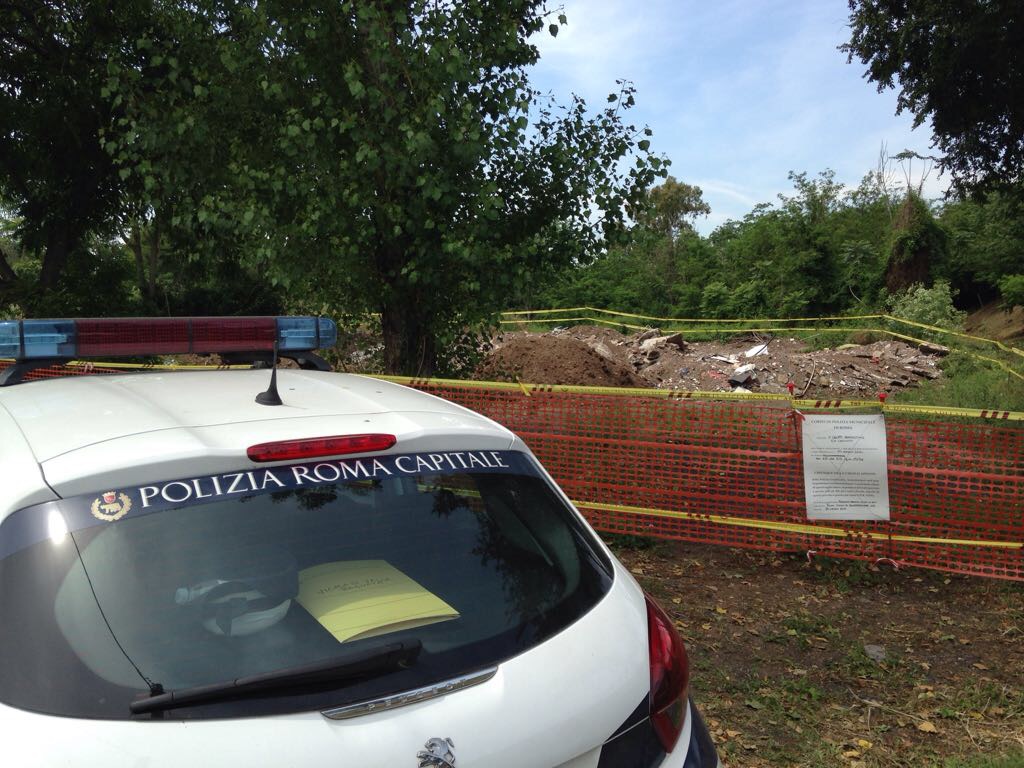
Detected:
left=99, top=0, right=665, bottom=373
left=842, top=0, right=1024, bottom=193
left=0, top=1, right=143, bottom=289
left=636, top=176, right=710, bottom=240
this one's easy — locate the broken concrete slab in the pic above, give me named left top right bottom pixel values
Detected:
left=729, top=363, right=757, bottom=386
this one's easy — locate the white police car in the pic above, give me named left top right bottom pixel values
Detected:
left=0, top=316, right=718, bottom=767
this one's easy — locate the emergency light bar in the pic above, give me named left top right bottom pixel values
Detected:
left=0, top=316, right=338, bottom=360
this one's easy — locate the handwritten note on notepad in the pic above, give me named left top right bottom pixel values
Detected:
left=296, top=560, right=459, bottom=643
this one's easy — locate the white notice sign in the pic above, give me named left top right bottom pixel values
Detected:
left=801, top=414, right=890, bottom=521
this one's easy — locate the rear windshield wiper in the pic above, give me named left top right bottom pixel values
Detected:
left=129, top=639, right=421, bottom=715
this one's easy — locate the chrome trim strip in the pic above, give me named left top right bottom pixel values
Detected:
left=320, top=666, right=498, bottom=720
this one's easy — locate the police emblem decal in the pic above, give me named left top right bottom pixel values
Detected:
left=90, top=491, right=133, bottom=522
left=416, top=737, right=456, bottom=767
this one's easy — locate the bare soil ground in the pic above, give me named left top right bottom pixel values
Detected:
left=481, top=325, right=944, bottom=399
left=966, top=302, right=1024, bottom=343
left=612, top=539, right=1024, bottom=768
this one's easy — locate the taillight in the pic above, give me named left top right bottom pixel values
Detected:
left=646, top=593, right=690, bottom=752
left=247, top=434, right=397, bottom=462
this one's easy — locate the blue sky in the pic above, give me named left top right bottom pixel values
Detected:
left=530, top=0, right=943, bottom=234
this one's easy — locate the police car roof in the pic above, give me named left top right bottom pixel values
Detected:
left=0, top=370, right=516, bottom=515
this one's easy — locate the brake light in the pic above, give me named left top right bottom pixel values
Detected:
left=247, top=434, right=397, bottom=462
left=0, top=316, right=338, bottom=359
left=646, top=593, right=690, bottom=753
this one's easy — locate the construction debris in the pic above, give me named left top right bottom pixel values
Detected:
left=480, top=325, right=945, bottom=398
left=744, top=342, right=770, bottom=358
left=728, top=363, right=756, bottom=387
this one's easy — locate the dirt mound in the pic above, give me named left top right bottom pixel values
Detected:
left=477, top=333, right=646, bottom=387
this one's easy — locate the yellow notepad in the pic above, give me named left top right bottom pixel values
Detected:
left=296, top=560, right=459, bottom=643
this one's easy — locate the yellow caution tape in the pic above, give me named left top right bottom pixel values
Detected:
left=502, top=306, right=1024, bottom=357
left=576, top=499, right=1023, bottom=550
left=416, top=484, right=1022, bottom=549
left=503, top=309, right=1024, bottom=360
left=4, top=361, right=1020, bottom=420
left=501, top=306, right=888, bottom=323
left=374, top=374, right=1024, bottom=421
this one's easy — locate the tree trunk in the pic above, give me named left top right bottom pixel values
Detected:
left=40, top=221, right=70, bottom=291
left=147, top=214, right=160, bottom=302
left=381, top=299, right=437, bottom=376
left=131, top=224, right=147, bottom=300
left=0, top=251, right=16, bottom=284
left=884, top=248, right=931, bottom=294
left=375, top=237, right=438, bottom=376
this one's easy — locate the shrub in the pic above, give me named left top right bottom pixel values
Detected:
left=998, top=274, right=1024, bottom=309
left=886, top=280, right=966, bottom=333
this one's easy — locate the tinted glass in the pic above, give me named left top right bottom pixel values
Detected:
left=0, top=450, right=611, bottom=719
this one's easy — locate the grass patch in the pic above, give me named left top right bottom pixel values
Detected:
left=768, top=611, right=842, bottom=646
left=943, top=681, right=1024, bottom=720
left=892, top=354, right=1024, bottom=412
left=940, top=753, right=1024, bottom=768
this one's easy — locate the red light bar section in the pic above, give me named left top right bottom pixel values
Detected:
left=76, top=319, right=192, bottom=356
left=74, top=317, right=278, bottom=357
left=247, top=434, right=398, bottom=463
left=193, top=317, right=276, bottom=353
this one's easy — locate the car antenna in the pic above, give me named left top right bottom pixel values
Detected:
left=255, top=340, right=284, bottom=406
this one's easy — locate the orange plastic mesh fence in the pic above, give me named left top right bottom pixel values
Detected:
left=2, top=362, right=127, bottom=380
left=4, top=363, right=1021, bottom=580
left=400, top=380, right=1023, bottom=581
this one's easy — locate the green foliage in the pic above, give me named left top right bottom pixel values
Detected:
left=99, top=1, right=665, bottom=374
left=886, top=280, right=966, bottom=332
left=0, top=2, right=664, bottom=372
left=998, top=275, right=1024, bottom=309
left=843, top=0, right=1024, bottom=192
left=889, top=195, right=944, bottom=265
left=539, top=171, right=1024, bottom=329
left=542, top=169, right=897, bottom=319
left=539, top=225, right=713, bottom=318
left=699, top=281, right=731, bottom=319
left=940, top=192, right=1024, bottom=306
left=0, top=303, right=23, bottom=320
left=635, top=176, right=710, bottom=239
left=0, top=2, right=138, bottom=288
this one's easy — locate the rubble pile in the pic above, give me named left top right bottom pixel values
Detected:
left=481, top=325, right=945, bottom=397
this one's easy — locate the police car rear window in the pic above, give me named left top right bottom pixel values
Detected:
left=0, top=450, right=612, bottom=719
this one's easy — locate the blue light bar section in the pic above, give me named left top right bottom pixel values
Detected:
left=275, top=316, right=338, bottom=351
left=0, top=321, right=18, bottom=358
left=0, top=320, right=76, bottom=359
left=318, top=317, right=338, bottom=349
left=1, top=316, right=338, bottom=360
left=24, top=320, right=76, bottom=358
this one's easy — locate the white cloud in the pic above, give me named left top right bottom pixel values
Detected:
left=690, top=179, right=761, bottom=209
